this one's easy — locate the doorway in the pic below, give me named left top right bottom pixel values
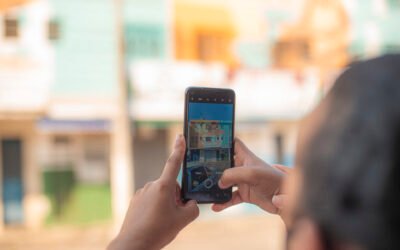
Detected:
left=1, top=139, right=24, bottom=225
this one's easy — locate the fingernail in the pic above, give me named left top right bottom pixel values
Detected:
left=175, top=134, right=182, bottom=143
left=187, top=200, right=197, bottom=206
left=218, top=180, right=225, bottom=188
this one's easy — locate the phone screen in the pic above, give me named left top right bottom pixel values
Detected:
left=182, top=88, right=235, bottom=203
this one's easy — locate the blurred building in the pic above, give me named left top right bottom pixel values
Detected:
left=0, top=0, right=169, bottom=229
left=129, top=0, right=319, bottom=190
left=0, top=0, right=121, bottom=228
left=0, top=0, right=54, bottom=228
left=1, top=0, right=400, bottom=230
left=272, top=0, right=349, bottom=72
left=174, top=0, right=236, bottom=67
left=346, top=0, right=400, bottom=58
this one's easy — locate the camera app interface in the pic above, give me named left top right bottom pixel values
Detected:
left=186, top=102, right=233, bottom=198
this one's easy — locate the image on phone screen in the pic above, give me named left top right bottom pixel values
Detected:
left=182, top=88, right=234, bottom=203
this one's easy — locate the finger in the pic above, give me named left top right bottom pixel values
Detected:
left=234, top=138, right=253, bottom=166
left=218, top=167, right=258, bottom=189
left=162, top=134, right=185, bottom=182
left=234, top=137, right=251, bottom=155
left=211, top=191, right=243, bottom=212
left=234, top=138, right=246, bottom=166
left=272, top=194, right=287, bottom=210
left=179, top=200, right=200, bottom=224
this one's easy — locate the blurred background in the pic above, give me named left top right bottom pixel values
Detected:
left=0, top=0, right=399, bottom=249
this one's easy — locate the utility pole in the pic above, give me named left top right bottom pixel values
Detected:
left=111, top=0, right=134, bottom=229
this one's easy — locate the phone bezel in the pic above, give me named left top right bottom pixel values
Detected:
left=181, top=87, right=236, bottom=204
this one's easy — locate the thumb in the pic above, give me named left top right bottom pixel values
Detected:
left=272, top=194, right=287, bottom=210
left=179, top=200, right=200, bottom=224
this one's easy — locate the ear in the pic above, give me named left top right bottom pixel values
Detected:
left=288, top=219, right=325, bottom=250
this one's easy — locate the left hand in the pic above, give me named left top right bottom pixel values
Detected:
left=212, top=139, right=289, bottom=214
left=108, top=135, right=199, bottom=250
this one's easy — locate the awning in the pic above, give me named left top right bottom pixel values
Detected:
left=37, top=118, right=111, bottom=133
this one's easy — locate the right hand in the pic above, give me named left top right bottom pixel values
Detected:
left=108, top=135, right=199, bottom=250
left=212, top=138, right=289, bottom=214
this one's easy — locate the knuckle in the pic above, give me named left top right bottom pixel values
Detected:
left=187, top=206, right=200, bottom=222
left=193, top=206, right=200, bottom=218
left=247, top=169, right=258, bottom=180
left=222, top=168, right=232, bottom=178
left=166, top=155, right=178, bottom=166
left=156, top=180, right=169, bottom=192
left=143, top=181, right=154, bottom=190
left=135, top=188, right=143, bottom=195
left=220, top=170, right=233, bottom=185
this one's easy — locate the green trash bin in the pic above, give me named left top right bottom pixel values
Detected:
left=42, top=167, right=76, bottom=218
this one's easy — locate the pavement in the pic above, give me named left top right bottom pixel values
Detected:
left=0, top=213, right=285, bottom=250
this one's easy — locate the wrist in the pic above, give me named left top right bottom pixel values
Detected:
left=108, top=235, right=157, bottom=250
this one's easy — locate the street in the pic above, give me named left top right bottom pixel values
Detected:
left=0, top=214, right=285, bottom=250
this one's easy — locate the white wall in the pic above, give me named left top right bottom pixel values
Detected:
left=0, top=0, right=54, bottom=113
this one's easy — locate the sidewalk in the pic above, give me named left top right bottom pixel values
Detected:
left=0, top=214, right=285, bottom=250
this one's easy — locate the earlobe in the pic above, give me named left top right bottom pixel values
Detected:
left=287, top=219, right=325, bottom=250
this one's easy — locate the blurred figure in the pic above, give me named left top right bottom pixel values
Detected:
left=108, top=54, right=400, bottom=250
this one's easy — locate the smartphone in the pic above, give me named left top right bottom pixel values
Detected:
left=181, top=87, right=235, bottom=204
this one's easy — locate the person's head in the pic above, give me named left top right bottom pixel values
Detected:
left=285, top=54, right=400, bottom=250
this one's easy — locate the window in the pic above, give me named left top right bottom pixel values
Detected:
left=387, top=0, right=400, bottom=8
left=273, top=39, right=309, bottom=68
left=125, top=24, right=165, bottom=59
left=197, top=32, right=228, bottom=62
left=384, top=44, right=400, bottom=54
left=80, top=136, right=109, bottom=184
left=4, top=16, right=19, bottom=38
left=53, top=136, right=70, bottom=146
left=52, top=136, right=73, bottom=167
left=48, top=20, right=60, bottom=40
left=84, top=147, right=106, bottom=163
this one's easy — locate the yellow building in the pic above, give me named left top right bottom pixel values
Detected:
left=174, top=0, right=237, bottom=67
left=273, top=0, right=349, bottom=74
left=0, top=0, right=30, bottom=11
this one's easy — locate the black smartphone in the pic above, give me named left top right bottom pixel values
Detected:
left=181, top=87, right=235, bottom=204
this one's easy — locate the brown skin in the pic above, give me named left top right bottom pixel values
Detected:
left=212, top=138, right=287, bottom=214
left=108, top=135, right=199, bottom=250
left=108, top=135, right=287, bottom=250
left=108, top=114, right=361, bottom=249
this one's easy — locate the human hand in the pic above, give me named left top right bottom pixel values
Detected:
left=108, top=135, right=199, bottom=250
left=272, top=165, right=295, bottom=227
left=271, top=164, right=292, bottom=215
left=212, top=138, right=288, bottom=214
